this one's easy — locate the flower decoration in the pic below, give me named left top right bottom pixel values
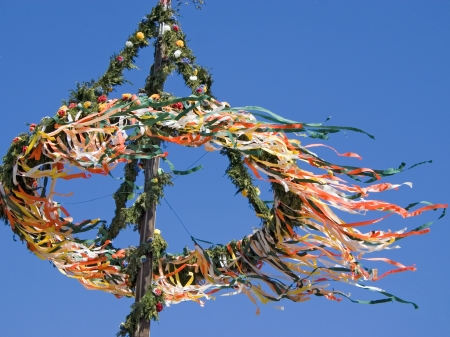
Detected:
left=98, top=103, right=107, bottom=112
left=29, top=124, right=37, bottom=132
left=162, top=24, right=171, bottom=34
left=57, top=109, right=66, bottom=117
left=117, top=55, right=124, bottom=62
left=171, top=102, right=183, bottom=110
left=125, top=41, right=133, bottom=48
left=94, top=87, right=103, bottom=96
left=155, top=303, right=163, bottom=312
left=12, top=137, right=20, bottom=143
left=83, top=101, right=92, bottom=109
left=181, top=57, right=191, bottom=64
left=136, top=32, right=145, bottom=40
left=141, top=17, right=149, bottom=24
left=173, top=50, right=182, bottom=58
left=22, top=146, right=27, bottom=154
left=153, top=288, right=162, bottom=296
left=150, top=94, right=160, bottom=100
left=172, top=24, right=179, bottom=32
left=195, top=84, right=207, bottom=94
left=122, top=93, right=132, bottom=100
left=189, top=76, right=198, bottom=81
left=175, top=40, right=184, bottom=47
left=68, top=103, right=77, bottom=109
left=97, top=95, right=107, bottom=103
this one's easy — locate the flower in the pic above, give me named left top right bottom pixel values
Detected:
left=242, top=189, right=248, bottom=197
left=153, top=288, right=162, bottom=296
left=29, top=123, right=37, bottom=132
left=22, top=146, right=28, bottom=153
left=125, top=41, right=133, bottom=48
left=181, top=57, right=190, bottom=64
left=155, top=302, right=163, bottom=312
left=57, top=109, right=66, bottom=117
left=97, top=95, right=107, bottom=103
left=117, top=55, right=124, bottom=62
left=122, top=93, right=132, bottom=100
left=255, top=188, right=261, bottom=196
left=13, top=137, right=20, bottom=143
left=189, top=75, right=198, bottom=81
left=154, top=229, right=161, bottom=235
left=162, top=24, right=171, bottom=34
left=60, top=105, right=68, bottom=111
left=172, top=24, right=179, bottom=32
left=175, top=40, right=184, bottom=47
left=108, top=87, right=113, bottom=92
left=68, top=103, right=77, bottom=109
left=83, top=101, right=92, bottom=109
left=98, top=103, right=107, bottom=111
left=195, top=84, right=207, bottom=94
left=141, top=17, right=149, bottom=24
left=94, top=87, right=103, bottom=96
left=171, top=102, right=183, bottom=110
left=136, top=32, right=145, bottom=40
left=150, top=94, right=160, bottom=100
left=173, top=50, right=182, bottom=58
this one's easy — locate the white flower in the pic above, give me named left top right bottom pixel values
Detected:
left=173, top=50, right=182, bottom=58
left=125, top=41, right=133, bottom=48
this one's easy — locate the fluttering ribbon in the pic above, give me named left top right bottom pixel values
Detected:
left=1, top=93, right=446, bottom=312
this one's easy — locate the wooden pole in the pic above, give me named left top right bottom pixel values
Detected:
left=135, top=1, right=170, bottom=336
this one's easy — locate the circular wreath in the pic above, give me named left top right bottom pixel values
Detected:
left=1, top=91, right=446, bottom=332
left=1, top=3, right=447, bottom=335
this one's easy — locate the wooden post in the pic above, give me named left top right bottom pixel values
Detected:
left=134, top=1, right=170, bottom=336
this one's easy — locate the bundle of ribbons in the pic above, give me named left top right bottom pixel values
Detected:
left=1, top=93, right=446, bottom=311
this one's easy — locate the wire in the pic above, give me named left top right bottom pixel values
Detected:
left=172, top=151, right=209, bottom=181
left=162, top=197, right=192, bottom=237
left=58, top=152, right=210, bottom=205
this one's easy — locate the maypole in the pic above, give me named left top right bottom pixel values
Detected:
left=0, top=2, right=447, bottom=337
left=135, top=1, right=171, bottom=336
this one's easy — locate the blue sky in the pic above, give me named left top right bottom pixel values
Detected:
left=1, top=1, right=449, bottom=336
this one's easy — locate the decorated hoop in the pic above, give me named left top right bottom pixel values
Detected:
left=1, top=3, right=447, bottom=336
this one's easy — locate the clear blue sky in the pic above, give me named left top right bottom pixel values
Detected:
left=1, top=1, right=449, bottom=336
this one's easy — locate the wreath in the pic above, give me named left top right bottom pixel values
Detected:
left=0, top=3, right=446, bottom=336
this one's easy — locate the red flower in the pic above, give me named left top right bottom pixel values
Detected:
left=172, top=25, right=179, bottom=32
left=117, top=55, right=124, bottom=62
left=171, top=102, right=183, bottom=110
left=68, top=103, right=77, bottom=109
left=97, top=95, right=107, bottom=103
left=29, top=123, right=37, bottom=132
left=22, top=146, right=28, bottom=153
left=155, top=302, right=163, bottom=312
left=13, top=137, right=20, bottom=143
left=57, top=109, right=66, bottom=117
